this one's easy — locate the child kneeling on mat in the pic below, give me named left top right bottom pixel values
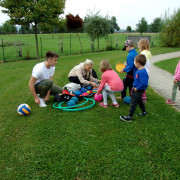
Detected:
left=96, top=60, right=124, bottom=108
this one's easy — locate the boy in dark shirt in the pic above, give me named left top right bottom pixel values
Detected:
left=120, top=54, right=149, bottom=122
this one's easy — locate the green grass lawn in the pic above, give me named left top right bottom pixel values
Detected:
left=1, top=32, right=180, bottom=62
left=0, top=50, right=180, bottom=179
left=155, top=57, right=180, bottom=75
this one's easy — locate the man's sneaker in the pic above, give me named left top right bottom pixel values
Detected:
left=166, top=99, right=176, bottom=105
left=136, top=112, right=148, bottom=116
left=120, top=115, right=132, bottom=122
left=39, top=98, right=47, bottom=107
left=110, top=103, right=119, bottom=108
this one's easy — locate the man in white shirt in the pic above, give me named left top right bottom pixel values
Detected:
left=28, top=51, right=63, bottom=107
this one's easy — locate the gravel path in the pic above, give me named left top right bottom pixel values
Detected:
left=149, top=51, right=180, bottom=111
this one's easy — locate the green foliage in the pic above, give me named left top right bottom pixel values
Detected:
left=159, top=9, right=180, bottom=47
left=0, top=0, right=66, bottom=59
left=84, top=14, right=111, bottom=51
left=136, top=17, right=148, bottom=35
left=19, top=24, right=34, bottom=34
left=0, top=0, right=65, bottom=27
left=0, top=21, right=17, bottom=34
left=57, top=18, right=67, bottom=33
left=126, top=26, right=132, bottom=33
left=109, top=16, right=120, bottom=33
left=151, top=17, right=162, bottom=34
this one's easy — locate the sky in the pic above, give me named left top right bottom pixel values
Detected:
left=0, top=0, right=179, bottom=29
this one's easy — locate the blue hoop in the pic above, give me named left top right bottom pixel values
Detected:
left=53, top=97, right=95, bottom=111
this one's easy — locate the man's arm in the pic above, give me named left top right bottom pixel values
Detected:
left=28, top=76, right=40, bottom=105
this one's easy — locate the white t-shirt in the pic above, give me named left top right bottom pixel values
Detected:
left=32, top=62, right=55, bottom=84
left=141, top=50, right=152, bottom=74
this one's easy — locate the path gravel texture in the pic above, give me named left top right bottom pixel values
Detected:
left=149, top=51, right=180, bottom=111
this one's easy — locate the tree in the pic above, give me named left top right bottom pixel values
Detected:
left=66, top=14, right=83, bottom=54
left=110, top=16, right=120, bottom=33
left=84, top=14, right=111, bottom=51
left=151, top=17, right=162, bottom=35
left=0, top=21, right=17, bottom=34
left=0, top=0, right=65, bottom=60
left=126, top=26, right=132, bottom=33
left=136, top=17, right=148, bottom=35
left=19, top=24, right=31, bottom=34
left=159, top=9, right=180, bottom=47
left=57, top=18, right=67, bottom=33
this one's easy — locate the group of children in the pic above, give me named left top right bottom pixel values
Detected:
left=97, top=38, right=180, bottom=122
left=97, top=39, right=151, bottom=122
left=29, top=38, right=180, bottom=121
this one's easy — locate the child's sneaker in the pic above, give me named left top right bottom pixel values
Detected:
left=136, top=112, right=148, bottom=116
left=99, top=102, right=108, bottom=108
left=39, top=98, right=47, bottom=107
left=166, top=99, right=176, bottom=105
left=120, top=115, right=132, bottom=122
left=110, top=103, right=119, bottom=108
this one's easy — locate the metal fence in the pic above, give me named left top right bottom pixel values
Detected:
left=0, top=33, right=158, bottom=62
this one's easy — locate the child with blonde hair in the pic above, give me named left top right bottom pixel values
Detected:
left=96, top=60, right=124, bottom=108
left=166, top=60, right=180, bottom=105
left=138, top=39, right=152, bottom=102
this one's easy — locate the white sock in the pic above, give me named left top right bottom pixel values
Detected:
left=39, top=98, right=47, bottom=107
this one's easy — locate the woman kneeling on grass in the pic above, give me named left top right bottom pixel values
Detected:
left=68, top=59, right=100, bottom=88
left=96, top=60, right=124, bottom=108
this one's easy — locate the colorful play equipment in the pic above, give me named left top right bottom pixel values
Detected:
left=53, top=97, right=96, bottom=111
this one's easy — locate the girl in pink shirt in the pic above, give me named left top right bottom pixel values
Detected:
left=166, top=60, right=180, bottom=105
left=97, top=60, right=124, bottom=108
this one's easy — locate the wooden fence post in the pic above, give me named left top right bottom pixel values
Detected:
left=1, top=38, right=5, bottom=62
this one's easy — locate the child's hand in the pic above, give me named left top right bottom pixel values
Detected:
left=120, top=69, right=124, bottom=73
left=134, top=88, right=137, bottom=92
left=174, top=79, right=178, bottom=84
left=92, top=82, right=98, bottom=88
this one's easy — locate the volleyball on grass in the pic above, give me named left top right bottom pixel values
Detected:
left=17, top=104, right=31, bottom=116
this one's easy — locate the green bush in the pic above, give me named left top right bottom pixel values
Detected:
left=159, top=9, right=180, bottom=47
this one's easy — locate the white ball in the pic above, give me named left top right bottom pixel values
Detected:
left=17, top=103, right=31, bottom=116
